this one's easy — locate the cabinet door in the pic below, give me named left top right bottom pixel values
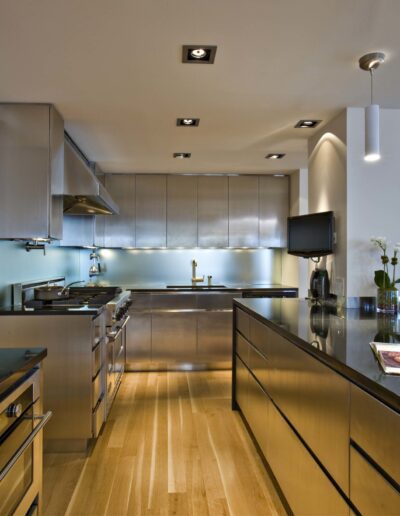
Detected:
left=235, top=355, right=248, bottom=415
left=151, top=313, right=197, bottom=365
left=259, top=176, right=289, bottom=247
left=125, top=313, right=151, bottom=370
left=60, top=215, right=94, bottom=247
left=198, top=176, right=228, bottom=247
left=197, top=311, right=232, bottom=366
left=268, top=400, right=349, bottom=516
left=103, top=174, right=135, bottom=248
left=167, top=175, right=197, bottom=247
left=228, top=176, right=259, bottom=247
left=246, top=372, right=269, bottom=459
left=136, top=175, right=166, bottom=247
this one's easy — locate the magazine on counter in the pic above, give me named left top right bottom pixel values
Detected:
left=370, top=342, right=400, bottom=375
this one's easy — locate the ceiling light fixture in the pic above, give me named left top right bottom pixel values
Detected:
left=176, top=118, right=200, bottom=127
left=295, top=119, right=322, bottom=129
left=182, top=45, right=217, bottom=64
left=273, top=174, right=286, bottom=177
left=359, top=51, right=386, bottom=162
left=173, top=152, right=191, bottom=159
left=265, top=153, right=285, bottom=160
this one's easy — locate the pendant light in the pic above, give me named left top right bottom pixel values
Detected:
left=359, top=52, right=386, bottom=162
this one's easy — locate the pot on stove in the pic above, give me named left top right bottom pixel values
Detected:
left=34, top=280, right=85, bottom=301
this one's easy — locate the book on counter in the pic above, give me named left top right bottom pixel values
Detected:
left=370, top=342, right=400, bottom=375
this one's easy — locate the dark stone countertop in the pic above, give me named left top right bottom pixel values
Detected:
left=126, top=283, right=298, bottom=293
left=0, top=348, right=47, bottom=401
left=0, top=305, right=104, bottom=316
left=234, top=298, right=400, bottom=413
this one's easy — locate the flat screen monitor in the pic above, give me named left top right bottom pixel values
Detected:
left=287, top=211, right=334, bottom=258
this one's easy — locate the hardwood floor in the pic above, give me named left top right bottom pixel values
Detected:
left=43, top=371, right=286, bottom=516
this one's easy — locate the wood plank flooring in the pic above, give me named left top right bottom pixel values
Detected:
left=43, top=371, right=286, bottom=516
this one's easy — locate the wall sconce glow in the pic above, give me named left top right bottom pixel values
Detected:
left=359, top=52, right=385, bottom=162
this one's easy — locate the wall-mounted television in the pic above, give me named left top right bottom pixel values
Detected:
left=287, top=211, right=334, bottom=258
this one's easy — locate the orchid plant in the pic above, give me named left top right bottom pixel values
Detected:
left=371, top=237, right=400, bottom=290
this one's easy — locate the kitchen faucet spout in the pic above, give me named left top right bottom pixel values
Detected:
left=191, top=259, right=204, bottom=285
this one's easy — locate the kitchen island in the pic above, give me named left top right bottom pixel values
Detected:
left=126, top=284, right=297, bottom=371
left=233, top=298, right=400, bottom=515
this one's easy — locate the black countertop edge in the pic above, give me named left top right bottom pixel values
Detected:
left=0, top=305, right=105, bottom=316
left=0, top=348, right=47, bottom=402
left=233, top=300, right=400, bottom=414
left=128, top=285, right=299, bottom=293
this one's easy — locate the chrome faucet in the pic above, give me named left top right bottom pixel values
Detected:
left=191, top=260, right=204, bottom=285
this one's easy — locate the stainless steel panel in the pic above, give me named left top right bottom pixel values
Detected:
left=103, top=174, right=135, bottom=248
left=268, top=328, right=350, bottom=493
left=246, top=372, right=269, bottom=459
left=235, top=355, right=248, bottom=415
left=126, top=313, right=152, bottom=369
left=236, top=308, right=250, bottom=340
left=350, top=446, right=400, bottom=515
left=92, top=371, right=102, bottom=409
left=259, top=176, right=289, bottom=248
left=92, top=343, right=102, bottom=378
left=236, top=332, right=250, bottom=366
left=94, top=215, right=105, bottom=247
left=228, top=176, right=259, bottom=247
left=196, top=292, right=237, bottom=310
left=197, top=311, right=232, bottom=366
left=136, top=175, right=167, bottom=247
left=0, top=315, right=94, bottom=443
left=151, top=313, right=197, bottom=363
left=268, top=400, right=349, bottom=516
left=167, top=175, right=197, bottom=247
left=49, top=105, right=65, bottom=239
left=60, top=215, right=94, bottom=247
left=130, top=293, right=152, bottom=311
left=0, top=104, right=51, bottom=239
left=151, top=293, right=197, bottom=310
left=198, top=176, right=228, bottom=247
left=248, top=343, right=269, bottom=393
left=92, top=395, right=105, bottom=438
left=351, top=384, right=400, bottom=485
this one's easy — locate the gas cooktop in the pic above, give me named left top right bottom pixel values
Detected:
left=25, top=286, right=122, bottom=310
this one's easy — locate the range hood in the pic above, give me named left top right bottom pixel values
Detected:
left=63, top=134, right=119, bottom=215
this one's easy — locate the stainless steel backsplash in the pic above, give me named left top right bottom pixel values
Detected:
left=92, top=248, right=282, bottom=286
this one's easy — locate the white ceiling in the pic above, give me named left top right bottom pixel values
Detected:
left=1, top=0, right=400, bottom=174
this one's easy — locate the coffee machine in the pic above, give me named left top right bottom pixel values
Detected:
left=309, top=266, right=330, bottom=300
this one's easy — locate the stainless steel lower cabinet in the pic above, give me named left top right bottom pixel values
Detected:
left=350, top=446, right=400, bottom=515
left=197, top=311, right=232, bottom=367
left=151, top=313, right=197, bottom=367
left=267, top=401, right=350, bottom=516
left=126, top=313, right=151, bottom=370
left=245, top=372, right=269, bottom=459
left=235, top=355, right=248, bottom=416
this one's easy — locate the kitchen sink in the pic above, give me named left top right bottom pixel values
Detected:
left=166, top=285, right=226, bottom=289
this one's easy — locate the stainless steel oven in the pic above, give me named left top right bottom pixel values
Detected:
left=0, top=369, right=51, bottom=515
left=106, top=316, right=129, bottom=415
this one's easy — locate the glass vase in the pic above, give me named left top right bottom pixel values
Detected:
left=376, top=288, right=398, bottom=313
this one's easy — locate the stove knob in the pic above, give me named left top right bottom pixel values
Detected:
left=7, top=403, right=23, bottom=418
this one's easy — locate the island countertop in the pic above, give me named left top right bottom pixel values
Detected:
left=234, top=297, right=400, bottom=413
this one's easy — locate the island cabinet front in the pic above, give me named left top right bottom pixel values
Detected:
left=233, top=305, right=400, bottom=515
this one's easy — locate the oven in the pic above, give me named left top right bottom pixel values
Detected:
left=0, top=369, right=52, bottom=515
left=106, top=315, right=129, bottom=415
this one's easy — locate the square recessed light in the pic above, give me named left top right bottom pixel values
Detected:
left=266, top=153, right=285, bottom=159
left=173, top=152, right=191, bottom=159
left=182, top=45, right=217, bottom=64
left=295, top=119, right=322, bottom=129
left=176, top=118, right=200, bottom=127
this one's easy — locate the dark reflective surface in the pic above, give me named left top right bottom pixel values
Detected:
left=236, top=298, right=400, bottom=411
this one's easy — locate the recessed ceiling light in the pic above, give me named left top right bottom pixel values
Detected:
left=173, top=152, right=191, bottom=159
left=182, top=45, right=217, bottom=64
left=266, top=153, right=285, bottom=159
left=295, top=119, right=322, bottom=129
left=176, top=118, right=200, bottom=127
left=273, top=174, right=286, bottom=177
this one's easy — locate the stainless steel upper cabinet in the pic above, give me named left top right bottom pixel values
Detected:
left=259, top=176, right=289, bottom=248
left=103, top=174, right=135, bottom=248
left=136, top=175, right=167, bottom=247
left=198, top=176, right=228, bottom=247
left=0, top=103, right=64, bottom=240
left=228, top=176, right=259, bottom=247
left=167, top=176, right=197, bottom=247
left=60, top=215, right=94, bottom=247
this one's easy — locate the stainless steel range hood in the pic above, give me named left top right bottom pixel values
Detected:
left=63, top=134, right=119, bottom=215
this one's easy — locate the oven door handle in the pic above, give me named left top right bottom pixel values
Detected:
left=107, top=315, right=130, bottom=341
left=0, top=411, right=52, bottom=482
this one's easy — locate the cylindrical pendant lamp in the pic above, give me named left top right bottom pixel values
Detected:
left=365, top=104, right=380, bottom=162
